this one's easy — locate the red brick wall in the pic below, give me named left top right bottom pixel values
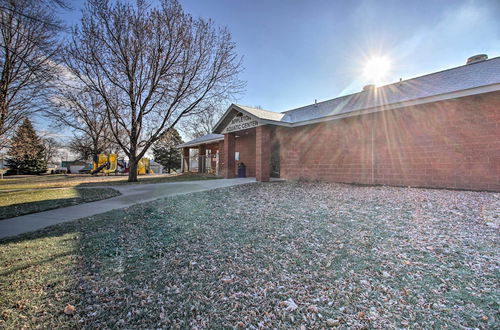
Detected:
left=256, top=125, right=271, bottom=181
left=217, top=130, right=257, bottom=177
left=276, top=91, right=500, bottom=191
left=223, top=133, right=236, bottom=178
left=218, top=140, right=225, bottom=175
left=235, top=130, right=256, bottom=177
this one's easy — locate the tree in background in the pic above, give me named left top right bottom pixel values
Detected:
left=65, top=0, right=244, bottom=181
left=152, top=128, right=183, bottom=173
left=46, top=86, right=116, bottom=165
left=180, top=103, right=225, bottom=139
left=7, top=118, right=46, bottom=174
left=40, top=136, right=61, bottom=164
left=0, top=0, right=67, bottom=147
left=68, top=133, right=118, bottom=162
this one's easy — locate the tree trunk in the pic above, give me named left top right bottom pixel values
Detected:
left=128, top=157, right=138, bottom=182
left=92, top=138, right=99, bottom=166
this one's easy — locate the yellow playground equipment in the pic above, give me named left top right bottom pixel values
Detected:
left=92, top=154, right=153, bottom=175
left=138, top=157, right=154, bottom=175
left=92, top=153, right=118, bottom=175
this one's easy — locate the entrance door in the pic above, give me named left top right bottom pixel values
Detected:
left=270, top=140, right=280, bottom=178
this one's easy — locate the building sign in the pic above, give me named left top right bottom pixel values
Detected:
left=221, top=113, right=260, bottom=133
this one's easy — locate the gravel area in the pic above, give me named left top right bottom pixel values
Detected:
left=0, top=181, right=498, bottom=329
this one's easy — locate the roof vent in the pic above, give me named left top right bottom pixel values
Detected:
left=362, top=84, right=376, bottom=92
left=466, top=54, right=488, bottom=65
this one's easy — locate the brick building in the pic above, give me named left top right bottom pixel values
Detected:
left=178, top=55, right=500, bottom=191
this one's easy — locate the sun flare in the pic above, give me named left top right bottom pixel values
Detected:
left=363, top=56, right=391, bottom=85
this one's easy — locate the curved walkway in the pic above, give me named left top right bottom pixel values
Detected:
left=0, top=178, right=256, bottom=239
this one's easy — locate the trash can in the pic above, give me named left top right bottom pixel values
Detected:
left=237, top=162, right=246, bottom=178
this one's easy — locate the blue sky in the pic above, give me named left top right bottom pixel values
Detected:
left=52, top=0, right=499, bottom=125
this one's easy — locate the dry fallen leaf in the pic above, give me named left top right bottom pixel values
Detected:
left=220, top=276, right=233, bottom=284
left=326, top=319, right=340, bottom=327
left=307, top=305, right=319, bottom=313
left=63, top=304, right=75, bottom=315
left=280, top=298, right=298, bottom=312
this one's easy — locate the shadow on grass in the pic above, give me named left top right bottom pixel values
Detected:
left=0, top=187, right=121, bottom=219
left=0, top=173, right=220, bottom=190
left=76, top=173, right=220, bottom=187
left=0, top=209, right=128, bottom=327
left=1, top=182, right=497, bottom=328
left=0, top=200, right=190, bottom=328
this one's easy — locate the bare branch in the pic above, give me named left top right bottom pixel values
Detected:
left=0, top=0, right=65, bottom=141
left=65, top=0, right=244, bottom=181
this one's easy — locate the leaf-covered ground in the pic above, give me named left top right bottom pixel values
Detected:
left=0, top=188, right=121, bottom=219
left=0, top=182, right=498, bottom=329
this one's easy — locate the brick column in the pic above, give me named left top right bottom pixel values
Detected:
left=198, top=145, right=206, bottom=173
left=182, top=148, right=190, bottom=172
left=224, top=133, right=236, bottom=178
left=256, top=125, right=271, bottom=182
left=218, top=140, right=225, bottom=175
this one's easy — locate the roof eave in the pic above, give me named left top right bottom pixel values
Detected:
left=287, top=83, right=500, bottom=127
left=212, top=104, right=291, bottom=134
left=176, top=137, right=225, bottom=149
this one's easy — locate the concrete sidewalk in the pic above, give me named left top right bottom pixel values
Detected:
left=0, top=177, right=256, bottom=239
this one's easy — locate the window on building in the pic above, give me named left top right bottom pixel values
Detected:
left=235, top=152, right=240, bottom=161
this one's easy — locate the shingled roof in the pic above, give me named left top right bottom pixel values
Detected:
left=212, top=56, right=500, bottom=132
left=183, top=56, right=500, bottom=147
left=280, top=56, right=500, bottom=124
left=177, top=133, right=224, bottom=148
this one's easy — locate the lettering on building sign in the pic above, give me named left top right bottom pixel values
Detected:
left=222, top=114, right=260, bottom=133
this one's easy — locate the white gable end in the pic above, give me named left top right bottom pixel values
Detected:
left=221, top=113, right=260, bottom=133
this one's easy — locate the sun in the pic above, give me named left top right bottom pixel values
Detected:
left=363, top=56, right=391, bottom=85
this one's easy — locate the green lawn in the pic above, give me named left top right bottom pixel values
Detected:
left=0, top=182, right=498, bottom=328
left=0, top=173, right=218, bottom=190
left=0, top=188, right=121, bottom=219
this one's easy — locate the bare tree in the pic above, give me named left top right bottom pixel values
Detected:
left=40, top=136, right=61, bottom=164
left=0, top=0, right=66, bottom=146
left=181, top=103, right=225, bottom=139
left=46, top=85, right=117, bottom=164
left=67, top=133, right=118, bottom=162
left=65, top=0, right=244, bottom=181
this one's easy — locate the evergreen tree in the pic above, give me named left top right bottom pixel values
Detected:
left=7, top=119, right=47, bottom=174
left=152, top=128, right=183, bottom=173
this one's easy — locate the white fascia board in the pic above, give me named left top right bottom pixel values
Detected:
left=176, top=138, right=224, bottom=149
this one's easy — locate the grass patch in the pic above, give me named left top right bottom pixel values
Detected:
left=0, top=182, right=498, bottom=328
left=0, top=173, right=219, bottom=190
left=0, top=188, right=121, bottom=219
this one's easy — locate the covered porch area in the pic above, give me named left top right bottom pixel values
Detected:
left=178, top=104, right=285, bottom=182
left=222, top=125, right=274, bottom=182
left=178, top=134, right=224, bottom=175
left=177, top=125, right=279, bottom=182
left=212, top=104, right=284, bottom=182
